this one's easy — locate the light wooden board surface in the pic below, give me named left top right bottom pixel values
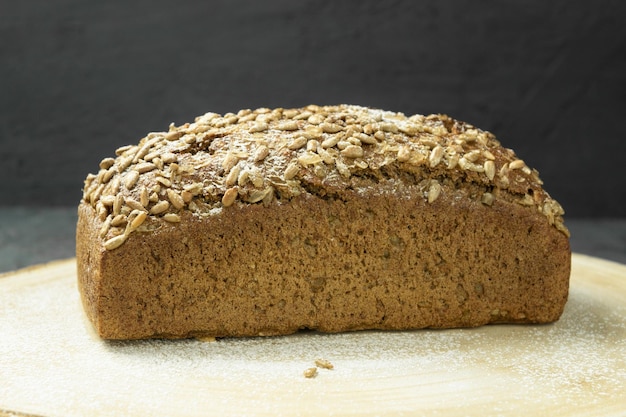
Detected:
left=1, top=253, right=625, bottom=417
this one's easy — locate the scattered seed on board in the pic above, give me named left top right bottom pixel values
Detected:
left=303, top=367, right=318, bottom=378
left=315, top=359, right=334, bottom=370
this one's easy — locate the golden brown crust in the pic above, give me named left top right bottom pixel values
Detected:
left=76, top=104, right=571, bottom=339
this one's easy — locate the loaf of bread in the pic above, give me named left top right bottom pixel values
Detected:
left=76, top=104, right=570, bottom=339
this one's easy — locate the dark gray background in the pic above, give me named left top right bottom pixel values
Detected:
left=1, top=0, right=625, bottom=217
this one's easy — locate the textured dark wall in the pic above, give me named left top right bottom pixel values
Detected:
left=1, top=0, right=625, bottom=216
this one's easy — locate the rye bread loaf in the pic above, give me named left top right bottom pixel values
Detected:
left=76, top=104, right=570, bottom=340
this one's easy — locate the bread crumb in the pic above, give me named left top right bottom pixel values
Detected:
left=303, top=367, right=318, bottom=378
left=315, top=358, right=334, bottom=370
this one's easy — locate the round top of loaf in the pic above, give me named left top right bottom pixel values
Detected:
left=80, top=104, right=568, bottom=250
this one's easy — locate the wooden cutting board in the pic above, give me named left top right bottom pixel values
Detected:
left=1, top=253, right=625, bottom=417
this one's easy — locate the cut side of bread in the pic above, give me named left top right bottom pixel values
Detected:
left=76, top=105, right=570, bottom=339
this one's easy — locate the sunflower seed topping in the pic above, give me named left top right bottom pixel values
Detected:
left=84, top=104, right=567, bottom=251
left=162, top=213, right=181, bottom=223
left=427, top=181, right=442, bottom=203
left=104, top=234, right=127, bottom=251
left=150, top=200, right=170, bottom=215
left=222, top=187, right=238, bottom=207
left=167, top=189, right=185, bottom=210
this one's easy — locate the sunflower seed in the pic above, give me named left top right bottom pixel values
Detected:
left=249, top=122, right=269, bottom=133
left=341, top=145, right=364, bottom=158
left=464, top=150, right=482, bottom=162
left=225, top=163, right=242, bottom=186
left=380, top=122, right=398, bottom=133
left=134, top=162, right=156, bottom=173
left=156, top=176, right=172, bottom=187
left=284, top=162, right=300, bottom=180
left=288, top=136, right=308, bottom=150
left=245, top=187, right=273, bottom=204
left=150, top=200, right=170, bottom=214
left=298, top=151, right=323, bottom=165
left=167, top=189, right=185, bottom=209
left=315, top=359, right=334, bottom=370
left=509, top=159, right=526, bottom=170
left=253, top=145, right=269, bottom=162
left=222, top=152, right=239, bottom=172
left=125, top=198, right=146, bottom=212
left=183, top=182, right=203, bottom=195
left=307, top=139, right=320, bottom=152
left=110, top=214, right=127, bottom=227
left=321, top=122, right=342, bottom=133
left=481, top=192, right=495, bottom=206
left=99, top=158, right=115, bottom=170
left=161, top=152, right=178, bottom=164
left=429, top=145, right=444, bottom=167
left=277, top=120, right=299, bottom=131
left=427, top=181, right=441, bottom=203
left=181, top=190, right=193, bottom=203
left=165, top=131, right=183, bottom=141
left=355, top=132, right=377, bottom=144
left=397, top=145, right=411, bottom=162
left=124, top=170, right=140, bottom=189
left=302, top=126, right=323, bottom=139
left=113, top=194, right=124, bottom=216
left=100, top=195, right=116, bottom=207
left=222, top=187, right=238, bottom=207
left=140, top=187, right=149, bottom=207
left=307, top=114, right=325, bottom=125
left=484, top=160, right=496, bottom=181
left=129, top=211, right=148, bottom=230
left=104, top=234, right=127, bottom=251
left=282, top=108, right=299, bottom=119
left=162, top=213, right=181, bottom=223
left=238, top=168, right=250, bottom=186
left=335, top=159, right=351, bottom=178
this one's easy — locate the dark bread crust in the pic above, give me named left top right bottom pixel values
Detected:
left=76, top=105, right=570, bottom=339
